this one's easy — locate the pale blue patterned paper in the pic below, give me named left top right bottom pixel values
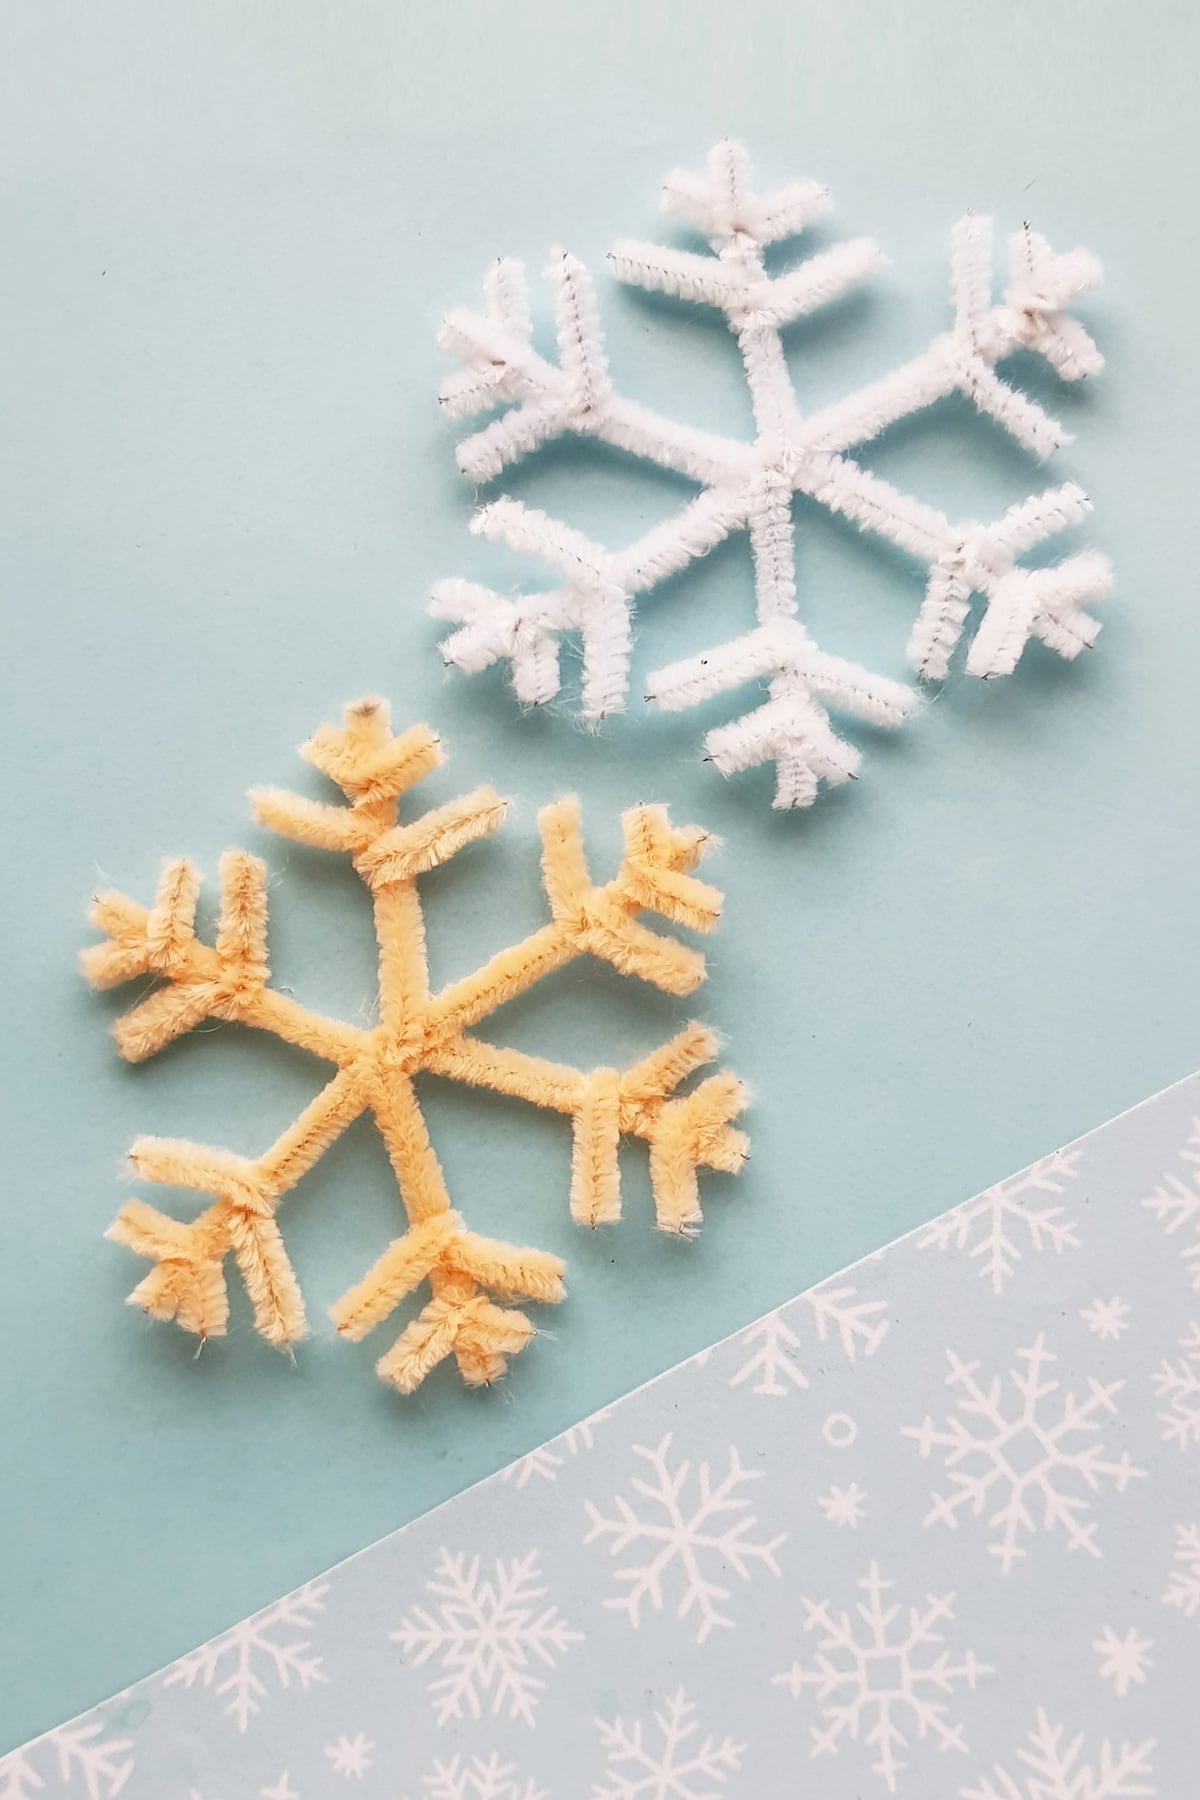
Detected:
left=5, top=1072, right=1199, bottom=1798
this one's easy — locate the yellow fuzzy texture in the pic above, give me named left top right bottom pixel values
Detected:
left=84, top=699, right=748, bottom=1395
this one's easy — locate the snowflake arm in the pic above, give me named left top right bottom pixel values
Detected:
left=0, top=1722, right=135, bottom=1800
left=918, top=1149, right=1082, bottom=1295
left=85, top=700, right=747, bottom=1395
left=162, top=1582, right=328, bottom=1733
left=435, top=140, right=1109, bottom=808
left=1164, top=1521, right=1200, bottom=1615
left=583, top=1434, right=784, bottom=1642
left=1154, top=1323, right=1200, bottom=1449
left=594, top=1688, right=742, bottom=1798
left=962, top=1710, right=1154, bottom=1800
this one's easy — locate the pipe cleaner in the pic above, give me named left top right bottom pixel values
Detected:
left=434, top=140, right=1110, bottom=808
left=83, top=699, right=747, bottom=1394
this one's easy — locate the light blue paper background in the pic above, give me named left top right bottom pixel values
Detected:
left=2, top=0, right=1198, bottom=1754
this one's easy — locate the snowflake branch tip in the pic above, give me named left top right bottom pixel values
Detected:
left=87, top=700, right=746, bottom=1390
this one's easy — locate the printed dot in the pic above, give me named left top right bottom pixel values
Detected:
left=822, top=1411, right=857, bottom=1449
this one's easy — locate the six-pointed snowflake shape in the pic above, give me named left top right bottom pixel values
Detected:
left=1081, top=1297, right=1132, bottom=1341
left=390, top=1549, right=580, bottom=1726
left=594, top=1687, right=742, bottom=1798
left=1152, top=1322, right=1200, bottom=1450
left=919, top=1150, right=1082, bottom=1295
left=419, top=1755, right=546, bottom=1800
left=434, top=140, right=1109, bottom=807
left=1093, top=1625, right=1154, bottom=1697
left=0, top=1722, right=134, bottom=1800
left=162, top=1581, right=328, bottom=1732
left=773, top=1560, right=991, bottom=1793
left=903, top=1334, right=1145, bottom=1571
left=85, top=698, right=747, bottom=1395
left=325, top=1733, right=375, bottom=1778
left=819, top=1482, right=868, bottom=1528
left=583, top=1433, right=785, bottom=1641
left=962, top=1710, right=1155, bottom=1799
left=1162, top=1522, right=1200, bottom=1618
left=1141, top=1120, right=1200, bottom=1293
left=260, top=1777, right=300, bottom=1800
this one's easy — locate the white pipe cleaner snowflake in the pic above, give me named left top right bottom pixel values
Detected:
left=434, top=140, right=1109, bottom=808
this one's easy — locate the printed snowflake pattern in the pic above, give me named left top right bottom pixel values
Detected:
left=1141, top=1119, right=1200, bottom=1293
left=818, top=1483, right=868, bottom=1528
left=390, top=1549, right=581, bottom=1726
left=0, top=1723, right=134, bottom=1800
left=584, top=1434, right=785, bottom=1641
left=1162, top=1522, right=1200, bottom=1618
left=325, top=1734, right=374, bottom=1778
left=918, top=1151, right=1082, bottom=1296
left=1093, top=1626, right=1154, bottom=1697
left=595, top=1688, right=741, bottom=1798
left=500, top=1410, right=611, bottom=1487
left=962, top=1710, right=1155, bottom=1799
left=773, top=1561, right=991, bottom=1793
left=260, top=1777, right=299, bottom=1800
left=419, top=1755, right=545, bottom=1800
left=84, top=700, right=746, bottom=1396
left=435, top=140, right=1108, bottom=808
left=1081, top=1297, right=1132, bottom=1341
left=903, top=1334, right=1145, bottom=1571
left=1152, top=1323, right=1200, bottom=1450
left=162, top=1581, right=328, bottom=1732
left=729, top=1283, right=889, bottom=1395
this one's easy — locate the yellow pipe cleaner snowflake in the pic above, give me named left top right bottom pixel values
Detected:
left=82, top=698, right=748, bottom=1394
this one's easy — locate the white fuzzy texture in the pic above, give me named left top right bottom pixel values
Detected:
left=434, top=142, right=1108, bottom=808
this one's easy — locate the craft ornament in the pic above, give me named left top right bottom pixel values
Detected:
left=435, top=141, right=1109, bottom=807
left=83, top=700, right=747, bottom=1395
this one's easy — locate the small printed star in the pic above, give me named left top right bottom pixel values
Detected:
left=1081, top=1296, right=1132, bottom=1340
left=261, top=1774, right=300, bottom=1800
left=325, top=1734, right=375, bottom=1778
left=817, top=1481, right=867, bottom=1528
left=1094, top=1624, right=1154, bottom=1696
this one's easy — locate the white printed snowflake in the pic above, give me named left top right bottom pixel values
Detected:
left=260, top=1776, right=300, bottom=1800
left=918, top=1150, right=1082, bottom=1295
left=729, top=1282, right=889, bottom=1395
left=1152, top=1322, right=1200, bottom=1450
left=1081, top=1297, right=1132, bottom=1341
left=773, top=1560, right=991, bottom=1793
left=325, top=1733, right=375, bottom=1778
left=728, top=1312, right=807, bottom=1396
left=1162, top=1522, right=1200, bottom=1618
left=161, top=1581, right=327, bottom=1732
left=1141, top=1119, right=1200, bottom=1292
left=0, top=1722, right=134, bottom=1800
left=962, top=1710, right=1155, bottom=1799
left=903, top=1334, right=1145, bottom=1571
left=420, top=1754, right=545, bottom=1800
left=390, top=1549, right=581, bottom=1727
left=435, top=140, right=1108, bottom=808
left=818, top=1482, right=868, bottom=1528
left=583, top=1433, right=785, bottom=1641
left=500, top=1410, right=611, bottom=1487
left=1093, top=1625, right=1154, bottom=1697
left=595, top=1687, right=742, bottom=1798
